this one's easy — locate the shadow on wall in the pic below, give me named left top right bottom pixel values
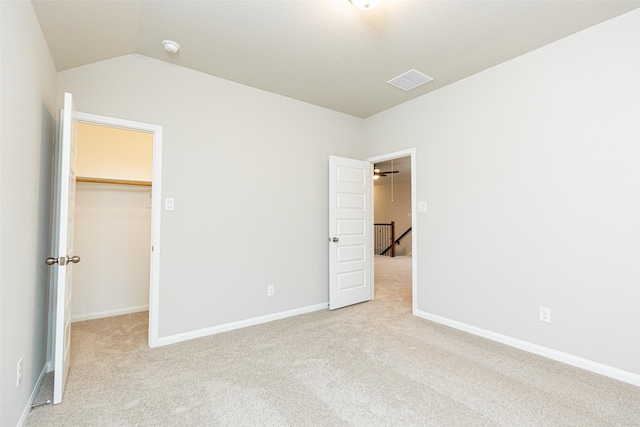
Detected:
left=39, top=103, right=56, bottom=366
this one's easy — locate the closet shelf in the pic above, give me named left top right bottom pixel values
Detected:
left=76, top=177, right=152, bottom=187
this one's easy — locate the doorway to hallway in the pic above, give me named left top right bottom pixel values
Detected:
left=367, top=150, right=417, bottom=314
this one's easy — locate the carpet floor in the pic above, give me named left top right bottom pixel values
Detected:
left=27, top=256, right=640, bottom=426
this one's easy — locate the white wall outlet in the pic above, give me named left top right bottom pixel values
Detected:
left=539, top=307, right=551, bottom=323
left=417, top=201, right=428, bottom=212
left=16, top=358, right=23, bottom=387
left=164, top=198, right=175, bottom=211
left=267, top=285, right=275, bottom=297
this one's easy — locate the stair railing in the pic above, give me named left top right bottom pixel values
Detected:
left=374, top=221, right=395, bottom=257
left=375, top=222, right=412, bottom=257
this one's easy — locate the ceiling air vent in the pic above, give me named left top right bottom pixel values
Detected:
left=387, top=69, right=433, bottom=91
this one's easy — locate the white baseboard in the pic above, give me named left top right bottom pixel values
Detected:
left=71, top=304, right=149, bottom=323
left=17, top=365, right=47, bottom=427
left=415, top=310, right=640, bottom=387
left=157, top=302, right=329, bottom=347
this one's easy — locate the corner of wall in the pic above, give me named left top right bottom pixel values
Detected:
left=0, top=1, right=57, bottom=426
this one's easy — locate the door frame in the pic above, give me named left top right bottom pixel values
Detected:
left=366, top=148, right=417, bottom=314
left=46, top=112, right=163, bottom=358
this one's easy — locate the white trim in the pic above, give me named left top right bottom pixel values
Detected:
left=74, top=112, right=162, bottom=348
left=71, top=305, right=149, bottom=323
left=17, top=365, right=48, bottom=427
left=415, top=309, right=640, bottom=387
left=149, top=129, right=162, bottom=348
left=365, top=148, right=418, bottom=315
left=156, top=303, right=328, bottom=347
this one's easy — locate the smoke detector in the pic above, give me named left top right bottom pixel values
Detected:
left=162, top=40, right=180, bottom=54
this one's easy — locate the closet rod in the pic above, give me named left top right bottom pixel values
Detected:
left=76, top=177, right=152, bottom=187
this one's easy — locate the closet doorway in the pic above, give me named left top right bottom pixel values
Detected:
left=70, top=113, right=162, bottom=347
left=73, top=123, right=152, bottom=323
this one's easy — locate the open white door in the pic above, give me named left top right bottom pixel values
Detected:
left=47, top=92, right=79, bottom=404
left=329, top=156, right=373, bottom=310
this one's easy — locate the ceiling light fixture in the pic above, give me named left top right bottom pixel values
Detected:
left=162, top=40, right=180, bottom=54
left=350, top=0, right=381, bottom=10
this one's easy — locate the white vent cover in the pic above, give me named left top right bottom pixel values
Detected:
left=387, top=69, right=433, bottom=91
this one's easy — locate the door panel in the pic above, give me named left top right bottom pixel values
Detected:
left=51, top=92, right=78, bottom=404
left=337, top=245, right=366, bottom=263
left=329, top=156, right=372, bottom=310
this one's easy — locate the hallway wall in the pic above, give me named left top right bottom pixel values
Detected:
left=374, top=179, right=412, bottom=256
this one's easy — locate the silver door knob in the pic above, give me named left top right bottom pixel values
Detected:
left=331, top=237, right=339, bottom=243
left=66, top=255, right=81, bottom=264
left=45, top=257, right=59, bottom=265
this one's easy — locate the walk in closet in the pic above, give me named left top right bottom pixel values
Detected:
left=72, top=123, right=153, bottom=321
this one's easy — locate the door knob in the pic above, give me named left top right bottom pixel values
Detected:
left=331, top=237, right=339, bottom=243
left=47, top=257, right=66, bottom=265
left=66, top=255, right=81, bottom=264
left=45, top=255, right=80, bottom=265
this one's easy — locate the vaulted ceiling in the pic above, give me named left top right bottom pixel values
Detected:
left=32, top=0, right=640, bottom=118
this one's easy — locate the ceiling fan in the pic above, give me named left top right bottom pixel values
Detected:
left=373, top=168, right=399, bottom=178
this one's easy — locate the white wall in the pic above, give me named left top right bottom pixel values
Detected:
left=374, top=179, right=412, bottom=256
left=364, top=10, right=640, bottom=376
left=0, top=2, right=57, bottom=425
left=57, top=55, right=363, bottom=339
left=72, top=182, right=151, bottom=321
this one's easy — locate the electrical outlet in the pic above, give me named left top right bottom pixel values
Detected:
left=539, top=307, right=551, bottom=323
left=16, top=358, right=23, bottom=387
left=267, top=285, right=275, bottom=297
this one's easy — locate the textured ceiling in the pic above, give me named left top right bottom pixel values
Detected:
left=32, top=0, right=640, bottom=118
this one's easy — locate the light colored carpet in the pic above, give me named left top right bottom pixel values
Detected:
left=28, top=256, right=640, bottom=426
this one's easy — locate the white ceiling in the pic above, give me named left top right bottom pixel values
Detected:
left=32, top=0, right=640, bottom=118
